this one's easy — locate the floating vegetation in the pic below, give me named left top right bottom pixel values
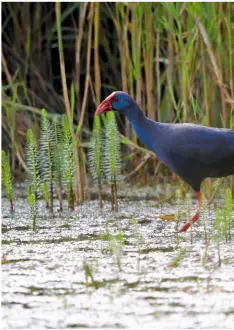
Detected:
left=1, top=150, right=14, bottom=213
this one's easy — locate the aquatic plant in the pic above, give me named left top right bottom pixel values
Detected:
left=26, top=129, right=38, bottom=199
left=223, top=188, right=232, bottom=241
left=83, top=261, right=99, bottom=289
left=200, top=193, right=209, bottom=244
left=41, top=183, right=49, bottom=209
left=40, top=109, right=55, bottom=212
left=80, top=147, right=91, bottom=201
left=52, top=116, right=64, bottom=211
left=27, top=184, right=37, bottom=230
left=175, top=188, right=182, bottom=242
left=99, top=229, right=123, bottom=270
left=168, top=248, right=186, bottom=268
left=214, top=209, right=222, bottom=267
left=1, top=150, right=14, bottom=212
left=185, top=193, right=193, bottom=243
left=62, top=115, right=75, bottom=210
left=88, top=114, right=104, bottom=208
left=131, top=216, right=143, bottom=271
left=104, top=112, right=121, bottom=211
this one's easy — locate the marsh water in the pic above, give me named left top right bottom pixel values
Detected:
left=2, top=185, right=234, bottom=329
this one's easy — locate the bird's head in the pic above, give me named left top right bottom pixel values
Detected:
left=96, top=91, right=133, bottom=115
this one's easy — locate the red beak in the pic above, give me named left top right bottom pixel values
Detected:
left=95, top=92, right=116, bottom=115
left=96, top=100, right=112, bottom=115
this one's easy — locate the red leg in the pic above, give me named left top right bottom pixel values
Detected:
left=178, top=192, right=201, bottom=232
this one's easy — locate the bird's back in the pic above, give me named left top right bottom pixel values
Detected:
left=152, top=122, right=234, bottom=191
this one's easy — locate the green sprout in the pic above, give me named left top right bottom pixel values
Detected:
left=88, top=114, right=104, bottom=208
left=223, top=188, right=232, bottom=241
left=1, top=150, right=14, bottom=213
left=27, top=184, right=37, bottom=230
left=40, top=109, right=55, bottom=212
left=104, top=112, right=121, bottom=211
left=41, top=183, right=50, bottom=209
left=26, top=129, right=38, bottom=199
left=175, top=188, right=182, bottom=242
left=62, top=115, right=75, bottom=210
left=214, top=209, right=222, bottom=267
left=168, top=248, right=186, bottom=268
left=53, top=116, right=64, bottom=211
left=83, top=261, right=99, bottom=289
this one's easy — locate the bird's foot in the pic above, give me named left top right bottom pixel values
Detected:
left=178, top=211, right=199, bottom=233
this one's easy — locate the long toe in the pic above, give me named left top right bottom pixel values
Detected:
left=178, top=211, right=200, bottom=232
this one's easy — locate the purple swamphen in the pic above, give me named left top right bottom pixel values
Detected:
left=96, top=91, right=234, bottom=232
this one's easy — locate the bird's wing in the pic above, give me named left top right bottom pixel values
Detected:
left=169, top=127, right=234, bottom=164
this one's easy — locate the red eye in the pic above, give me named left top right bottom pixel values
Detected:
left=112, top=96, right=118, bottom=102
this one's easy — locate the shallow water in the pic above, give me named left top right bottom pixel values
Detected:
left=2, top=191, right=234, bottom=329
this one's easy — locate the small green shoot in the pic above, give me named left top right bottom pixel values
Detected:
left=224, top=188, right=232, bottom=241
left=27, top=184, right=37, bottom=230
left=83, top=261, right=99, bottom=289
left=26, top=129, right=38, bottom=198
left=1, top=150, right=14, bottom=213
left=104, top=112, right=121, bottom=211
left=53, top=116, right=64, bottom=211
left=88, top=114, right=104, bottom=208
left=132, top=216, right=143, bottom=271
left=168, top=248, right=185, bottom=268
left=62, top=115, right=75, bottom=210
left=214, top=209, right=221, bottom=267
left=40, top=109, right=55, bottom=212
left=175, top=188, right=182, bottom=243
left=41, top=183, right=50, bottom=209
